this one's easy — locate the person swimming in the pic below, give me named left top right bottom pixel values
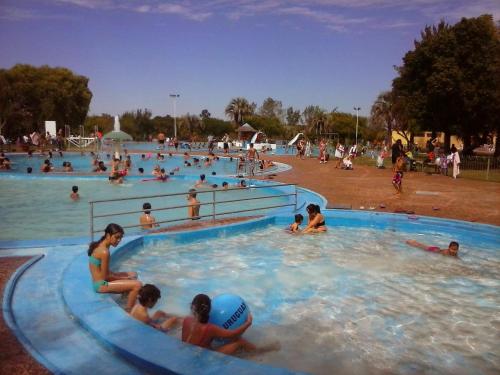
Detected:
left=406, top=240, right=459, bottom=257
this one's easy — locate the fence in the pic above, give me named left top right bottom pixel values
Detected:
left=89, top=183, right=298, bottom=241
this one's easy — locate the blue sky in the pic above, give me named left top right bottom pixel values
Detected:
left=0, top=1, right=498, bottom=120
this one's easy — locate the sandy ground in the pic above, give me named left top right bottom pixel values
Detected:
left=1, top=152, right=498, bottom=374
left=259, top=154, right=500, bottom=226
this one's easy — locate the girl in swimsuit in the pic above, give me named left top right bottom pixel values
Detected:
left=405, top=240, right=459, bottom=257
left=303, top=204, right=327, bottom=233
left=88, top=223, right=142, bottom=310
left=182, top=294, right=254, bottom=355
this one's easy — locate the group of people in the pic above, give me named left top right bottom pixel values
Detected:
left=88, top=223, right=278, bottom=356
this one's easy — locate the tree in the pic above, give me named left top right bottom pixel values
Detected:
left=286, top=107, right=302, bottom=126
left=259, top=97, right=283, bottom=120
left=0, top=64, right=92, bottom=139
left=392, top=15, right=500, bottom=153
left=245, top=115, right=286, bottom=139
left=225, top=97, right=254, bottom=125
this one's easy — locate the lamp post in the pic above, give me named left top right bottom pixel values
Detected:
left=169, top=94, right=180, bottom=138
left=353, top=107, right=361, bottom=146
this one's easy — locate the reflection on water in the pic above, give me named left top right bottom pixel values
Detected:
left=121, top=226, right=500, bottom=374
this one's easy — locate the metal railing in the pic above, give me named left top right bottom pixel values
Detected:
left=89, top=183, right=297, bottom=240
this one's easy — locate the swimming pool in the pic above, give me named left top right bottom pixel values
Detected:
left=116, top=214, right=500, bottom=375
left=105, top=141, right=319, bottom=156
left=0, top=176, right=296, bottom=241
left=3, top=152, right=240, bottom=176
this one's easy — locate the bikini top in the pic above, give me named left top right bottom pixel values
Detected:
left=314, top=220, right=326, bottom=228
left=89, top=255, right=101, bottom=267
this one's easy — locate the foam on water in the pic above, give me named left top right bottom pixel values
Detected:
left=119, top=225, right=500, bottom=375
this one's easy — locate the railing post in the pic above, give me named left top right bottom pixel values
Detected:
left=212, top=190, right=216, bottom=222
left=486, top=157, right=490, bottom=181
left=294, top=185, right=297, bottom=211
left=90, top=202, right=94, bottom=242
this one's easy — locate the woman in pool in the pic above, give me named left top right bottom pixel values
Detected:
left=88, top=223, right=142, bottom=310
left=303, top=204, right=326, bottom=233
left=182, top=294, right=257, bottom=355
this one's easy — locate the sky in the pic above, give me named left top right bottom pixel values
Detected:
left=0, top=0, right=498, bottom=120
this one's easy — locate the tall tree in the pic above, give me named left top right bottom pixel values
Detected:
left=286, top=106, right=302, bottom=126
left=392, top=15, right=500, bottom=153
left=0, top=64, right=92, bottom=139
left=225, top=97, right=254, bottom=125
left=259, top=97, right=283, bottom=120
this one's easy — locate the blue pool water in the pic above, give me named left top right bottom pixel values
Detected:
left=3, top=152, right=240, bottom=176
left=118, top=217, right=500, bottom=375
left=0, top=177, right=294, bottom=241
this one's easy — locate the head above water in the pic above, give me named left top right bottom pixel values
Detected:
left=295, top=214, right=304, bottom=224
left=138, top=284, right=161, bottom=307
left=143, top=202, right=152, bottom=214
left=191, top=293, right=211, bottom=323
left=72, top=185, right=78, bottom=193
left=448, top=241, right=459, bottom=256
left=306, top=204, right=321, bottom=215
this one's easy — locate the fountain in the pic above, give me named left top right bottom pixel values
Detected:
left=102, top=115, right=133, bottom=159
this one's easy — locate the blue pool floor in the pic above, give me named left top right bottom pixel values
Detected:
left=2, top=245, right=143, bottom=374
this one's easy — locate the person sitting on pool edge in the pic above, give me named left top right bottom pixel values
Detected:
left=130, top=284, right=179, bottom=331
left=406, top=240, right=459, bottom=257
left=88, top=223, right=142, bottom=310
left=303, top=204, right=326, bottom=233
left=140, top=202, right=159, bottom=229
left=182, top=294, right=280, bottom=356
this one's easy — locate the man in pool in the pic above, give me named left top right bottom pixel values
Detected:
left=406, top=240, right=459, bottom=257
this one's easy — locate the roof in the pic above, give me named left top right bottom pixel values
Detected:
left=237, top=123, right=257, bottom=132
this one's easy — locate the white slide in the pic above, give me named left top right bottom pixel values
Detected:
left=250, top=131, right=263, bottom=144
left=288, top=133, right=303, bottom=146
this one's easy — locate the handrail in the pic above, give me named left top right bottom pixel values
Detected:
left=89, top=183, right=297, bottom=240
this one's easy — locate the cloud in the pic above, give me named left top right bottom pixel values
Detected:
left=9, top=0, right=497, bottom=31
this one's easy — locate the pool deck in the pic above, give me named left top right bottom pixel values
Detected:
left=260, top=154, right=500, bottom=226
left=1, top=150, right=499, bottom=374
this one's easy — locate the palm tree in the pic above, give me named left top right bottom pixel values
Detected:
left=225, top=97, right=253, bottom=125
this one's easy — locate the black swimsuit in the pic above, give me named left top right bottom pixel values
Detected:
left=314, top=220, right=325, bottom=228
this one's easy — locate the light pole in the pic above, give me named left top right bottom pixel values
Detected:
left=169, top=94, right=180, bottom=138
left=353, top=107, right=361, bottom=146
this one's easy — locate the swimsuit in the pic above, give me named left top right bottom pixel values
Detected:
left=392, top=171, right=403, bottom=185
left=314, top=220, right=326, bottom=229
left=426, top=246, right=440, bottom=253
left=89, top=256, right=108, bottom=292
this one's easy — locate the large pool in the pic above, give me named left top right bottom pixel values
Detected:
left=118, top=216, right=500, bottom=375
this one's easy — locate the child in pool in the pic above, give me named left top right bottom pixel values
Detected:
left=130, top=284, right=178, bottom=331
left=288, top=214, right=304, bottom=232
left=70, top=185, right=80, bottom=200
left=182, top=294, right=280, bottom=355
left=406, top=240, right=459, bottom=257
left=140, top=202, right=159, bottom=229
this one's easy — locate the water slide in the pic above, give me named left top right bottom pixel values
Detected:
left=250, top=131, right=264, bottom=144
left=288, top=133, right=303, bottom=146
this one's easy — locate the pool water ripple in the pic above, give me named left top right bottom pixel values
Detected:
left=119, top=224, right=500, bottom=374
